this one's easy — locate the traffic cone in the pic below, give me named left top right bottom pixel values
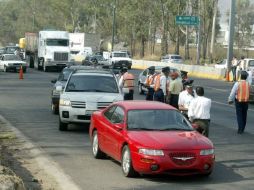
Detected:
left=19, top=65, right=24, bottom=80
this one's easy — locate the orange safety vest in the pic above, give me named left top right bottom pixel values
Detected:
left=154, top=74, right=161, bottom=91
left=123, top=72, right=135, bottom=90
left=237, top=81, right=250, bottom=102
left=145, top=74, right=157, bottom=86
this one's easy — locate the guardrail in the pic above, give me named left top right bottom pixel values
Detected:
left=132, top=60, right=227, bottom=80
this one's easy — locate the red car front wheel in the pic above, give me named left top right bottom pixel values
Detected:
left=121, top=145, right=138, bottom=177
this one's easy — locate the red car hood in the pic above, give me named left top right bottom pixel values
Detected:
left=127, top=131, right=213, bottom=150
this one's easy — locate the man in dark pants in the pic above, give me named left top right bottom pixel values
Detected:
left=188, top=87, right=211, bottom=137
left=228, top=71, right=250, bottom=134
left=145, top=66, right=158, bottom=101
left=153, top=67, right=170, bottom=102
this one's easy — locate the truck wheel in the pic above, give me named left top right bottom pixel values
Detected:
left=28, top=55, right=34, bottom=68
left=38, top=59, right=43, bottom=70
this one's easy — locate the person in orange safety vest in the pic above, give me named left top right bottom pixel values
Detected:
left=145, top=66, right=157, bottom=101
left=119, top=67, right=135, bottom=100
left=153, top=67, right=170, bottom=102
left=228, top=71, right=250, bottom=134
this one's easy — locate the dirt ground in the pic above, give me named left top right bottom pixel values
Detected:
left=0, top=119, right=60, bottom=190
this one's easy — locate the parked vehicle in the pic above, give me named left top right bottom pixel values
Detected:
left=138, top=66, right=181, bottom=94
left=214, top=59, right=227, bottom=69
left=23, top=31, right=74, bottom=72
left=0, top=48, right=5, bottom=56
left=58, top=69, right=123, bottom=131
left=51, top=65, right=95, bottom=114
left=89, top=101, right=215, bottom=177
left=109, top=51, right=132, bottom=69
left=161, top=54, right=183, bottom=64
left=81, top=55, right=110, bottom=66
left=0, top=54, right=27, bottom=72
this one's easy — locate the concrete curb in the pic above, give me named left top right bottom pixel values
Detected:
left=132, top=59, right=227, bottom=80
left=0, top=115, right=81, bottom=190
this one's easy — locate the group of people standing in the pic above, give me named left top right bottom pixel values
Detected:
left=118, top=66, right=211, bottom=137
left=231, top=56, right=252, bottom=84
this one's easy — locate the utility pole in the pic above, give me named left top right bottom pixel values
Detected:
left=226, top=0, right=236, bottom=81
left=32, top=0, right=35, bottom=32
left=210, top=0, right=218, bottom=62
left=111, top=0, right=116, bottom=52
left=196, top=0, right=201, bottom=65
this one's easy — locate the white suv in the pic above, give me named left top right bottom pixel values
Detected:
left=58, top=69, right=123, bottom=131
left=110, top=51, right=132, bottom=69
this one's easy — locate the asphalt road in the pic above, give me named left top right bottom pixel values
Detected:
left=0, top=68, right=254, bottom=190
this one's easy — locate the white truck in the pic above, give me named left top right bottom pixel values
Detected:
left=110, top=51, right=132, bottom=69
left=24, top=30, right=73, bottom=72
left=69, top=33, right=84, bottom=55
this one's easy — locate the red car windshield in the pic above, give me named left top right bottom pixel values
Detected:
left=127, top=109, right=193, bottom=131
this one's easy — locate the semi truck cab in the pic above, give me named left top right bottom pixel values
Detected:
left=37, top=31, right=73, bottom=71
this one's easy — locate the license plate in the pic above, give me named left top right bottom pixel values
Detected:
left=86, top=110, right=95, bottom=115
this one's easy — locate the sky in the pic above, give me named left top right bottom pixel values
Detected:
left=218, top=0, right=254, bottom=29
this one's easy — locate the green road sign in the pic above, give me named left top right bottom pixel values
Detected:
left=176, top=16, right=199, bottom=26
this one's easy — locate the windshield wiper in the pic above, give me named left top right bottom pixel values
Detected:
left=159, top=128, right=193, bottom=131
left=128, top=127, right=156, bottom=131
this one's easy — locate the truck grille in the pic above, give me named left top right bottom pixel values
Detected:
left=169, top=152, right=196, bottom=166
left=71, top=101, right=86, bottom=108
left=54, top=52, right=68, bottom=61
left=97, top=102, right=112, bottom=109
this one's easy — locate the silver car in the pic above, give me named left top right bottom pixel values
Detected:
left=58, top=69, right=123, bottom=131
left=161, top=54, right=184, bottom=64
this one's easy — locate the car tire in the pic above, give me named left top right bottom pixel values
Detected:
left=92, top=131, right=105, bottom=159
left=59, top=118, right=68, bottom=131
left=138, top=82, right=144, bottom=95
left=121, top=145, right=138, bottom=177
left=51, top=102, right=59, bottom=115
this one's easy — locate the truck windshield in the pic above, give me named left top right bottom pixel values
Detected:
left=46, top=39, right=69, bottom=46
left=113, top=53, right=127, bottom=57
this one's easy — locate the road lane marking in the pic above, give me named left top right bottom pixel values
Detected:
left=213, top=101, right=254, bottom=112
left=205, top=86, right=229, bottom=92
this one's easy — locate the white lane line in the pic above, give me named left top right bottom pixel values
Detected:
left=213, top=100, right=254, bottom=112
left=205, top=86, right=229, bottom=92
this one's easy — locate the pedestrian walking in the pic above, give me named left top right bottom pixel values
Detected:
left=228, top=71, right=250, bottom=134
left=145, top=66, right=157, bottom=101
left=188, top=87, right=211, bottom=137
left=153, top=67, right=170, bottom=102
left=231, top=56, right=238, bottom=81
left=118, top=67, right=135, bottom=100
left=178, top=80, right=195, bottom=118
left=168, top=72, right=183, bottom=109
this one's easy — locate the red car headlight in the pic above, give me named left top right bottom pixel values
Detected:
left=200, top=149, right=214, bottom=156
left=139, top=149, right=164, bottom=156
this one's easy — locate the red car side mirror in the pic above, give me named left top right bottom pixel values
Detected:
left=114, top=123, right=123, bottom=131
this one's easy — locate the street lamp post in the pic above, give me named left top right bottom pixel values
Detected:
left=111, top=0, right=116, bottom=52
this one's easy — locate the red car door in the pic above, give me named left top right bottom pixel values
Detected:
left=104, top=106, right=125, bottom=161
left=99, top=106, right=117, bottom=154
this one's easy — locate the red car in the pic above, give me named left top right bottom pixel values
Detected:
left=89, top=101, right=215, bottom=177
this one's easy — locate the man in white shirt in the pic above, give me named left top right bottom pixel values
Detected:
left=178, top=81, right=195, bottom=118
left=188, top=86, right=211, bottom=137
